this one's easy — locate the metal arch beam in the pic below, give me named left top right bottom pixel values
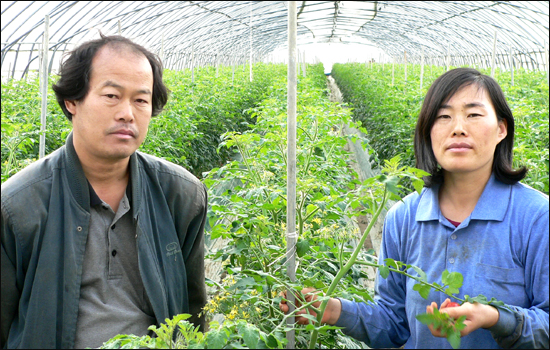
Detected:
left=2, top=1, right=548, bottom=75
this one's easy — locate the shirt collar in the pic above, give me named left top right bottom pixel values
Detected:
left=87, top=175, right=133, bottom=207
left=416, top=173, right=511, bottom=223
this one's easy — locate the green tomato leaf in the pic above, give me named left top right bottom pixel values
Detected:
left=454, top=315, right=467, bottom=331
left=413, top=283, right=432, bottom=299
left=441, top=270, right=463, bottom=290
left=206, top=328, right=229, bottom=349
left=384, top=258, right=398, bottom=269
left=314, top=280, right=326, bottom=290
left=296, top=239, right=310, bottom=258
left=415, top=312, right=436, bottom=325
left=241, top=324, right=260, bottom=349
left=412, top=179, right=424, bottom=195
left=229, top=276, right=256, bottom=291
left=446, top=330, right=462, bottom=349
left=265, top=334, right=279, bottom=349
left=379, top=266, right=390, bottom=279
left=409, top=265, right=427, bottom=282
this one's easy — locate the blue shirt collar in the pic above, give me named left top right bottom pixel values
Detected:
left=416, top=173, right=511, bottom=223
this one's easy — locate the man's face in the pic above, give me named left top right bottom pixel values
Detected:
left=65, top=45, right=154, bottom=162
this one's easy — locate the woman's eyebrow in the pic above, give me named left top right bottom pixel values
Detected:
left=439, top=102, right=487, bottom=109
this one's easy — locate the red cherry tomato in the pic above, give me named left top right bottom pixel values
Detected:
left=446, top=302, right=460, bottom=308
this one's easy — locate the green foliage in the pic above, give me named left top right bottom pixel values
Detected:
left=331, top=62, right=549, bottom=194
left=415, top=308, right=466, bottom=349
left=203, top=63, right=373, bottom=348
left=97, top=313, right=276, bottom=349
left=7, top=63, right=516, bottom=349
left=1, top=75, right=71, bottom=182
left=1, top=63, right=285, bottom=183
left=141, top=63, right=286, bottom=177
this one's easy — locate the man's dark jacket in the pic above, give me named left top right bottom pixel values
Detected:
left=1, top=133, right=207, bottom=348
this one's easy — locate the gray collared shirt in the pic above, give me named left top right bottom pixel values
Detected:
left=74, top=183, right=156, bottom=349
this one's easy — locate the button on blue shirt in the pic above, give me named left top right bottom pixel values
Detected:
left=335, top=174, right=549, bottom=348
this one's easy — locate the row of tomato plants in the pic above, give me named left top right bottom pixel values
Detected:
left=2, top=61, right=505, bottom=348
left=99, top=64, right=503, bottom=349
left=331, top=62, right=549, bottom=194
left=1, top=62, right=285, bottom=183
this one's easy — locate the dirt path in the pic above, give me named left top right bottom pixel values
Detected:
left=326, top=75, right=384, bottom=291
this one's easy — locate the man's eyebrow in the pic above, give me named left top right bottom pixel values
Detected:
left=439, top=102, right=487, bottom=109
left=101, top=80, right=152, bottom=95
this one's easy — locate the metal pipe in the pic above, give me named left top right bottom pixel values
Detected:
left=510, top=45, right=514, bottom=86
left=286, top=1, right=297, bottom=349
left=249, top=2, right=253, bottom=82
left=420, top=47, right=424, bottom=91
left=491, top=30, right=497, bottom=77
left=39, top=15, right=49, bottom=159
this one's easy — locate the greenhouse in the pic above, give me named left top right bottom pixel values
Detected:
left=1, top=1, right=549, bottom=349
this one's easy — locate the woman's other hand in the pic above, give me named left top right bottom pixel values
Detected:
left=279, top=287, right=342, bottom=325
left=426, top=298, right=500, bottom=337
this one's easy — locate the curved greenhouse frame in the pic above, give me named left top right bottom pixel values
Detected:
left=2, top=1, right=549, bottom=80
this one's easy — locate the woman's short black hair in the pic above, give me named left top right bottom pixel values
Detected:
left=414, top=67, right=527, bottom=187
left=52, top=33, right=168, bottom=120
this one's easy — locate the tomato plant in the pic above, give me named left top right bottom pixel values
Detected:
left=331, top=62, right=549, bottom=194
left=1, top=63, right=284, bottom=183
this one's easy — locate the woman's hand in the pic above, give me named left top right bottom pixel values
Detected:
left=426, top=298, right=500, bottom=337
left=279, top=287, right=342, bottom=325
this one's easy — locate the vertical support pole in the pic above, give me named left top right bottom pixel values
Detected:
left=420, top=47, right=424, bottom=92
left=231, top=25, right=235, bottom=84
left=491, top=31, right=497, bottom=78
left=404, top=50, right=407, bottom=82
left=391, top=56, right=395, bottom=86
left=545, top=42, right=549, bottom=85
left=509, top=45, right=514, bottom=86
left=303, top=50, right=306, bottom=77
left=160, top=33, right=165, bottom=63
left=286, top=2, right=297, bottom=349
left=216, top=53, right=219, bottom=78
left=249, top=2, right=253, bottom=82
left=191, top=43, right=195, bottom=84
left=232, top=56, right=235, bottom=84
left=39, top=15, right=49, bottom=159
left=446, top=44, right=450, bottom=71
left=118, top=20, right=121, bottom=35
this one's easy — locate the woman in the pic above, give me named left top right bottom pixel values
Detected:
left=280, top=68, right=549, bottom=348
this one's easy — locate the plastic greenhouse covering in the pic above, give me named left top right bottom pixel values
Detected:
left=1, top=2, right=549, bottom=349
left=1, top=1, right=549, bottom=80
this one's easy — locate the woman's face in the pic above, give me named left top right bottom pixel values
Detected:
left=430, top=84, right=507, bottom=177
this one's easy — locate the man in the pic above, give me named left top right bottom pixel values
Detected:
left=1, top=34, right=207, bottom=349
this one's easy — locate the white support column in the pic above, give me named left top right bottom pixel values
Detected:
left=216, top=53, right=219, bottom=78
left=160, top=33, right=164, bottom=63
left=491, top=30, right=497, bottom=78
left=446, top=44, right=450, bottom=71
left=249, top=2, right=253, bottom=82
left=232, top=55, right=235, bottom=84
left=286, top=2, right=297, bottom=349
left=420, top=47, right=424, bottom=91
left=191, top=43, right=195, bottom=84
left=509, top=45, right=514, bottom=86
left=118, top=20, right=121, bottom=35
left=392, top=56, right=395, bottom=86
left=545, top=42, right=549, bottom=85
left=404, top=50, right=407, bottom=82
left=303, top=50, right=306, bottom=77
left=39, top=15, right=49, bottom=159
